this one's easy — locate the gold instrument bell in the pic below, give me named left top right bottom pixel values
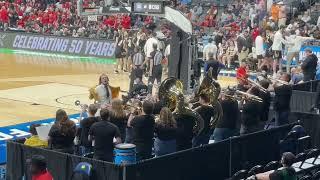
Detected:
left=158, top=77, right=205, bottom=135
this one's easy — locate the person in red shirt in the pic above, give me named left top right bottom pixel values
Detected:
left=251, top=26, right=260, bottom=41
left=236, top=62, right=250, bottom=91
left=30, top=155, right=53, bottom=180
left=0, top=6, right=9, bottom=23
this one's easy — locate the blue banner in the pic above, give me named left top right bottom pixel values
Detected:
left=299, top=45, right=320, bottom=62
left=0, top=114, right=80, bottom=164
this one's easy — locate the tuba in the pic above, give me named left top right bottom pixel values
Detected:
left=159, top=77, right=204, bottom=135
left=194, top=68, right=223, bottom=128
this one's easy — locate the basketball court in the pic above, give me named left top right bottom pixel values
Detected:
left=0, top=49, right=237, bottom=127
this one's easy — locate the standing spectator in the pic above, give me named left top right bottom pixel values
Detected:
left=77, top=104, right=99, bottom=155
left=203, top=38, right=218, bottom=61
left=128, top=100, right=155, bottom=160
left=89, top=109, right=122, bottom=162
left=30, top=155, right=53, bottom=180
left=110, top=99, right=128, bottom=141
left=278, top=2, right=286, bottom=28
left=301, top=48, right=318, bottom=82
left=48, top=109, right=76, bottom=154
left=301, top=11, right=311, bottom=24
left=144, top=32, right=160, bottom=76
left=286, top=31, right=313, bottom=73
left=270, top=2, right=279, bottom=23
left=255, top=31, right=265, bottom=70
left=272, top=26, right=288, bottom=75
left=154, top=107, right=177, bottom=156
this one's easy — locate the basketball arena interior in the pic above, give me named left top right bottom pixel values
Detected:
left=1, top=0, right=320, bottom=179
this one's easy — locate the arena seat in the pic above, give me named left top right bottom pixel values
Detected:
left=264, top=161, right=280, bottom=172
left=299, top=175, right=312, bottom=180
left=231, top=169, right=247, bottom=180
left=292, top=152, right=308, bottom=172
left=297, top=136, right=312, bottom=154
left=247, top=165, right=264, bottom=176
left=304, top=149, right=320, bottom=165
left=312, top=171, right=320, bottom=179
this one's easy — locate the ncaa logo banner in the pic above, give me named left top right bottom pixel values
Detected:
left=0, top=114, right=80, bottom=164
left=0, top=32, right=116, bottom=58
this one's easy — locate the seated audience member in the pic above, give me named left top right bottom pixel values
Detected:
left=110, top=99, right=128, bottom=141
left=49, top=109, right=76, bottom=154
left=24, top=124, right=48, bottom=148
left=128, top=100, right=155, bottom=160
left=89, top=108, right=121, bottom=162
left=193, top=93, right=215, bottom=147
left=154, top=107, right=177, bottom=156
left=30, top=155, right=53, bottom=180
left=77, top=104, right=99, bottom=155
left=212, top=92, right=239, bottom=142
left=252, top=152, right=296, bottom=180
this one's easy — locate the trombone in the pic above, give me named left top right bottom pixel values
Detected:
left=267, top=76, right=289, bottom=85
left=239, top=77, right=268, bottom=93
left=221, top=88, right=263, bottom=103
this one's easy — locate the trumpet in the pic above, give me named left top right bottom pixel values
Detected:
left=267, top=76, right=289, bottom=85
left=74, top=100, right=88, bottom=109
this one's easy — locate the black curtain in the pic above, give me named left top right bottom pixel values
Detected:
left=126, top=141, right=230, bottom=180
left=6, top=141, right=122, bottom=180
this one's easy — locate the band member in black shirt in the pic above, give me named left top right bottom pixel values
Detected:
left=301, top=48, right=318, bottom=82
left=193, top=93, right=215, bottom=147
left=257, top=80, right=271, bottom=125
left=129, top=100, right=155, bottom=160
left=212, top=92, right=240, bottom=142
left=77, top=104, right=100, bottom=155
left=89, top=109, right=121, bottom=162
left=273, top=73, right=292, bottom=126
left=240, top=88, right=263, bottom=135
left=173, top=95, right=200, bottom=151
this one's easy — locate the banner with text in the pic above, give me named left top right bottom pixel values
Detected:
left=0, top=32, right=116, bottom=58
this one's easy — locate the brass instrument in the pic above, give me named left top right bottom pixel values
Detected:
left=239, top=77, right=268, bottom=93
left=158, top=77, right=204, bottom=135
left=74, top=100, right=88, bottom=109
left=221, top=87, right=263, bottom=103
left=267, top=76, right=289, bottom=85
left=195, top=69, right=223, bottom=128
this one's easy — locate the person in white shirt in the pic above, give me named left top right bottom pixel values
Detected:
left=144, top=32, right=160, bottom=76
left=203, top=38, right=218, bottom=61
left=317, top=16, right=320, bottom=27
left=89, top=74, right=120, bottom=107
left=285, top=30, right=313, bottom=73
left=255, top=32, right=265, bottom=70
left=271, top=26, right=289, bottom=75
left=301, top=11, right=311, bottom=23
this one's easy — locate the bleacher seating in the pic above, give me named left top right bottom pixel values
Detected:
left=229, top=148, right=320, bottom=180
